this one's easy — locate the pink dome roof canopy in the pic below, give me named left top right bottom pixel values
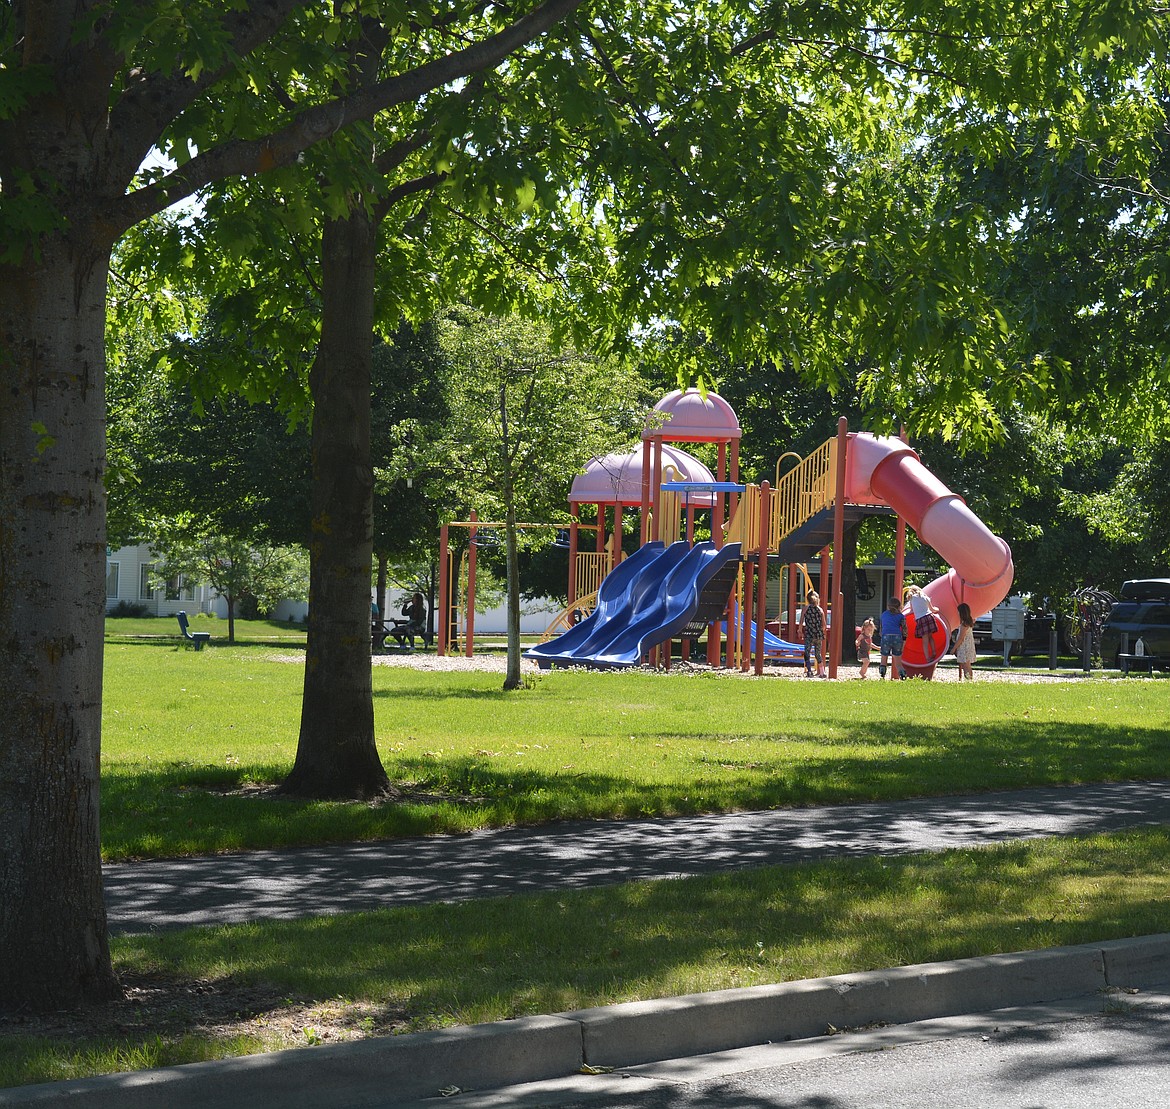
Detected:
left=642, top=388, right=741, bottom=442
left=570, top=446, right=718, bottom=506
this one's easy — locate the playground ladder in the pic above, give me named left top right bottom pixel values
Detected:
left=539, top=589, right=599, bottom=642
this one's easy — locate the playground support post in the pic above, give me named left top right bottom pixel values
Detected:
left=829, top=417, right=848, bottom=678
left=651, top=442, right=664, bottom=543
left=895, top=518, right=907, bottom=604
left=640, top=439, right=652, bottom=546
left=438, top=523, right=450, bottom=655
left=786, top=563, right=798, bottom=642
left=740, top=558, right=754, bottom=672
left=567, top=501, right=579, bottom=609
left=754, top=481, right=771, bottom=676
left=894, top=426, right=909, bottom=602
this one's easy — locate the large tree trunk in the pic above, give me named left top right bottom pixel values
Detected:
left=281, top=211, right=390, bottom=799
left=0, top=237, right=121, bottom=1008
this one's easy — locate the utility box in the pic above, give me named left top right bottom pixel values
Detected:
left=992, top=598, right=1027, bottom=642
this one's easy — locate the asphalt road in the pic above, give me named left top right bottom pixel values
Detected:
left=104, top=780, right=1170, bottom=934
left=406, top=992, right=1170, bottom=1109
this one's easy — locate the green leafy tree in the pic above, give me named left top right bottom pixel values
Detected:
left=0, top=0, right=587, bottom=1009
left=150, top=532, right=309, bottom=643
left=4, top=0, right=1167, bottom=1010
left=437, top=309, right=649, bottom=687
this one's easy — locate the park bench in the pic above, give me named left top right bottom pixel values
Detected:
left=1118, top=652, right=1167, bottom=676
left=176, top=610, right=211, bottom=651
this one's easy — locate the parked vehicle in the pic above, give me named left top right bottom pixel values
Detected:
left=1100, top=579, right=1170, bottom=666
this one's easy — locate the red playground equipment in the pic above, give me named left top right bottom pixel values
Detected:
left=443, top=388, right=1014, bottom=678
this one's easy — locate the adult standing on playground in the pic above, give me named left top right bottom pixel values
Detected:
left=879, top=596, right=908, bottom=680
left=801, top=590, right=827, bottom=678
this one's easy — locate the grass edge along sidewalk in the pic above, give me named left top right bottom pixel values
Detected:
left=4, top=932, right=1170, bottom=1107
left=4, top=824, right=1170, bottom=1089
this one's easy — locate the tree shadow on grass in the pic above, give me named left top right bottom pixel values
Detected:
left=99, top=712, right=1170, bottom=865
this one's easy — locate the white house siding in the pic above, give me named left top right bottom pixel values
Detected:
left=104, top=543, right=212, bottom=617
left=465, top=599, right=560, bottom=636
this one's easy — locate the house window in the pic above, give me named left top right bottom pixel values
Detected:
left=165, top=575, right=196, bottom=602
left=140, top=564, right=155, bottom=601
left=105, top=561, right=120, bottom=600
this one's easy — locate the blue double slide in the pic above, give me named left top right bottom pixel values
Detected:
left=527, top=541, right=742, bottom=669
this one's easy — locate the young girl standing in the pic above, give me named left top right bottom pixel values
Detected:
left=953, top=602, right=977, bottom=681
left=801, top=590, right=826, bottom=678
left=855, top=618, right=875, bottom=678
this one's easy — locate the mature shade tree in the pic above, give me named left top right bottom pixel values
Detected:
left=106, top=374, right=313, bottom=551
left=149, top=533, right=309, bottom=642
left=0, top=0, right=586, bottom=1010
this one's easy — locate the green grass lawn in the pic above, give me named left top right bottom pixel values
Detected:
left=4, top=639, right=1166, bottom=1090
left=105, top=614, right=308, bottom=644
left=101, top=640, right=1170, bottom=861
left=4, top=827, right=1169, bottom=1088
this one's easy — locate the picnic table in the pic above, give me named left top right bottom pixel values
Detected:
left=372, top=617, right=428, bottom=651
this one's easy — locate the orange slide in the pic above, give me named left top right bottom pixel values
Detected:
left=845, top=434, right=1014, bottom=678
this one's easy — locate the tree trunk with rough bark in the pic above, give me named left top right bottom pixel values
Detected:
left=0, top=235, right=121, bottom=1008
left=280, top=211, right=390, bottom=800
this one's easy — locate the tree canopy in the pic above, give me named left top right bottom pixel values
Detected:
left=4, top=0, right=1169, bottom=1011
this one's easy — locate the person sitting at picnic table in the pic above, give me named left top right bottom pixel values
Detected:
left=401, top=592, right=427, bottom=646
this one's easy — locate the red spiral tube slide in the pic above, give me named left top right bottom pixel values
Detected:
left=846, top=434, right=1014, bottom=677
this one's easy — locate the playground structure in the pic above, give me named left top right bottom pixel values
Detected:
left=440, top=388, right=1015, bottom=677
left=435, top=514, right=598, bottom=657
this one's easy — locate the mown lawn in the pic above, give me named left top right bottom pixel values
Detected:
left=100, top=641, right=1170, bottom=860
left=5, top=827, right=1169, bottom=1088
left=2, top=641, right=1166, bottom=1089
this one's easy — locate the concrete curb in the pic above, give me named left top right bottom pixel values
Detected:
left=4, top=935, right=1169, bottom=1107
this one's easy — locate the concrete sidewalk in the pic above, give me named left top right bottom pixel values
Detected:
left=104, top=780, right=1170, bottom=934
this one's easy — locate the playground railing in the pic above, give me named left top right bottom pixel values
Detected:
left=575, top=551, right=613, bottom=605
left=539, top=590, right=599, bottom=642
left=769, top=437, right=836, bottom=549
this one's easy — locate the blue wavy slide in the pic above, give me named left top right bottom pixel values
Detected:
left=722, top=603, right=805, bottom=663
left=527, top=541, right=742, bottom=669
